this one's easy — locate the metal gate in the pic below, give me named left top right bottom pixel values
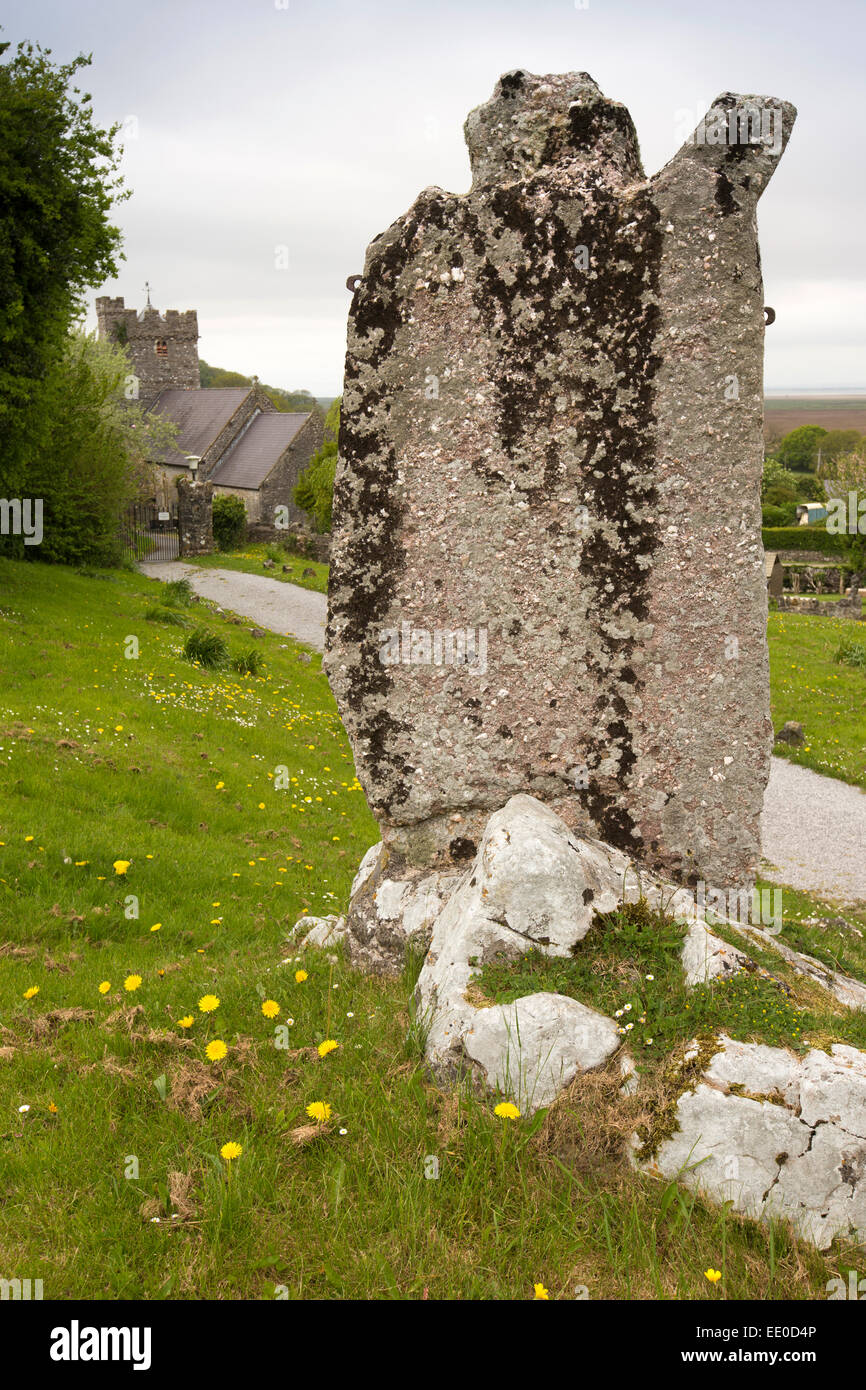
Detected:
left=120, top=502, right=180, bottom=563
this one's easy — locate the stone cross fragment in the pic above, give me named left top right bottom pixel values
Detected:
left=326, top=71, right=796, bottom=889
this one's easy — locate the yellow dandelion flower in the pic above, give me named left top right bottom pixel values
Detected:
left=220, top=1141, right=242, bottom=1162
left=494, top=1102, right=520, bottom=1120
left=705, top=1268, right=722, bottom=1284
left=150, top=923, right=161, bottom=932
left=317, top=1040, right=339, bottom=1058
left=177, top=1016, right=194, bottom=1029
left=261, top=999, right=280, bottom=1019
left=24, top=835, right=34, bottom=842
left=48, top=1102, right=58, bottom=1114
left=215, top=781, right=224, bottom=789
left=294, top=970, right=308, bottom=983
left=206, top=1039, right=228, bottom=1062
left=98, top=981, right=111, bottom=994
left=198, top=994, right=220, bottom=1013
left=113, top=859, right=131, bottom=875
left=23, top=985, right=39, bottom=1000
left=305, top=1101, right=331, bottom=1123
left=115, top=725, right=123, bottom=732
left=533, top=1283, right=550, bottom=1300
left=124, top=975, right=142, bottom=992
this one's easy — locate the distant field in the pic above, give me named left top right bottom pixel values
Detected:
left=764, top=396, right=866, bottom=440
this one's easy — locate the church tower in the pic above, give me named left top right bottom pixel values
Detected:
left=96, top=290, right=200, bottom=406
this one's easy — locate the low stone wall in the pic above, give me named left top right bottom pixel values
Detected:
left=773, top=593, right=862, bottom=619
left=246, top=523, right=330, bottom=562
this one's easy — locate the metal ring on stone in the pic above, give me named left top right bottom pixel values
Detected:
left=764, top=306, right=776, bottom=325
left=346, top=275, right=362, bottom=291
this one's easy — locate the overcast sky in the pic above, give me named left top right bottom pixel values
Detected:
left=5, top=0, right=865, bottom=395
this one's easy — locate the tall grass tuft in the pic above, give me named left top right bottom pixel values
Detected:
left=184, top=627, right=228, bottom=668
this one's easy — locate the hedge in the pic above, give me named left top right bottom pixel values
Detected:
left=761, top=527, right=848, bottom=557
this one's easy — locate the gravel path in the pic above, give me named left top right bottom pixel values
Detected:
left=143, top=560, right=326, bottom=652
left=761, top=756, right=866, bottom=905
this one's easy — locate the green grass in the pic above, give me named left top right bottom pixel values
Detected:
left=768, top=608, right=866, bottom=787
left=0, top=558, right=862, bottom=1300
left=478, top=894, right=866, bottom=1068
left=186, top=543, right=328, bottom=595
left=752, top=877, right=866, bottom=984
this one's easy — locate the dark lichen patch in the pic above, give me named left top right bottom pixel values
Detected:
left=449, top=837, right=477, bottom=863
left=715, top=170, right=739, bottom=215
left=459, top=166, right=664, bottom=858
left=328, top=208, right=428, bottom=813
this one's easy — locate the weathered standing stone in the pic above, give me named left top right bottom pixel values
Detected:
left=326, top=72, right=796, bottom=889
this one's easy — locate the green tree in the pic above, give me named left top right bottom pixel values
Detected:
left=294, top=398, right=339, bottom=532
left=199, top=359, right=318, bottom=413
left=0, top=38, right=126, bottom=493
left=0, top=330, right=176, bottom=566
left=761, top=459, right=800, bottom=503
left=818, top=430, right=866, bottom=465
left=776, top=424, right=827, bottom=471
left=761, top=458, right=825, bottom=507
left=818, top=448, right=866, bottom=578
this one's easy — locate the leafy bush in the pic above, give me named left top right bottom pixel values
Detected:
left=762, top=503, right=798, bottom=528
left=212, top=495, right=248, bottom=551
left=183, top=627, right=228, bottom=668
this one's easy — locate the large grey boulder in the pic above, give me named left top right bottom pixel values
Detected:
left=326, top=70, right=796, bottom=888
left=637, top=1036, right=866, bottom=1249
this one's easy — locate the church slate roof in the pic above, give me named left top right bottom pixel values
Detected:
left=208, top=412, right=310, bottom=489
left=149, top=388, right=250, bottom=466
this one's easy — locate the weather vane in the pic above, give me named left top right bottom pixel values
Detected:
left=143, top=280, right=153, bottom=309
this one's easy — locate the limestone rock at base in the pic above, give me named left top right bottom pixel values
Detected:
left=680, top=918, right=750, bottom=987
left=415, top=794, right=628, bottom=1111
left=637, top=1036, right=866, bottom=1249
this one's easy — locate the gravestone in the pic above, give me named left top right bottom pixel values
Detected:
left=326, top=71, right=796, bottom=889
